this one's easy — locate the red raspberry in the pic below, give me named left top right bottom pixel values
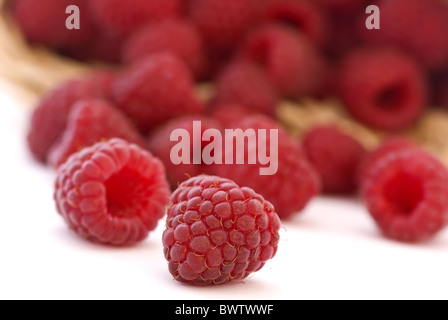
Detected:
left=213, top=115, right=321, bottom=219
left=213, top=62, right=279, bottom=117
left=147, top=116, right=222, bottom=188
left=27, top=71, right=116, bottom=162
left=122, top=20, right=204, bottom=78
left=337, top=48, right=428, bottom=131
left=12, top=0, right=95, bottom=49
left=89, top=0, right=181, bottom=37
left=361, top=149, right=448, bottom=242
left=210, top=104, right=256, bottom=128
left=359, top=137, right=418, bottom=182
left=162, top=175, right=281, bottom=285
left=187, top=0, right=258, bottom=53
left=358, top=0, right=448, bottom=71
left=54, top=138, right=171, bottom=245
left=48, top=99, right=145, bottom=168
left=112, top=53, right=204, bottom=133
left=303, top=126, right=367, bottom=194
left=260, top=0, right=329, bottom=46
left=238, top=25, right=328, bottom=98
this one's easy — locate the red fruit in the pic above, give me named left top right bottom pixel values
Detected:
left=337, top=48, right=428, bottom=131
left=210, top=104, right=256, bottom=128
left=213, top=62, right=279, bottom=117
left=359, top=0, right=448, bottom=71
left=162, top=175, right=281, bottom=285
left=54, top=138, right=171, bottom=246
left=112, top=53, right=204, bottom=133
left=147, top=116, right=222, bottom=188
left=48, top=99, right=145, bottom=168
left=123, top=20, right=204, bottom=78
left=12, top=0, right=95, bottom=49
left=303, top=126, right=367, bottom=194
left=187, top=0, right=258, bottom=52
left=315, top=0, right=366, bottom=13
left=213, top=115, right=321, bottom=219
left=361, top=149, right=448, bottom=242
left=260, top=0, right=328, bottom=46
left=359, top=137, right=418, bottom=182
left=89, top=0, right=181, bottom=37
left=27, top=71, right=116, bottom=162
left=239, top=25, right=328, bottom=98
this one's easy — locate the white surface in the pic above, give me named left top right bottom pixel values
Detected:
left=1, top=89, right=448, bottom=300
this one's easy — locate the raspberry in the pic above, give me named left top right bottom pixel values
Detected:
left=27, top=71, right=116, bottom=162
left=162, top=175, right=281, bottom=285
left=337, top=48, right=428, bottom=131
left=89, top=0, right=181, bottom=37
left=260, top=0, right=329, bottom=46
left=147, top=116, right=222, bottom=188
left=12, top=0, right=95, bottom=49
left=48, top=99, right=145, bottom=168
left=361, top=149, right=448, bottom=242
left=213, top=115, right=321, bottom=219
left=213, top=62, right=279, bottom=117
left=359, top=137, right=418, bottom=182
left=210, top=104, right=256, bottom=128
left=112, top=53, right=204, bottom=133
left=54, top=138, right=171, bottom=246
left=303, top=126, right=367, bottom=194
left=358, top=0, right=448, bottom=71
left=187, top=0, right=258, bottom=53
left=238, top=25, right=328, bottom=98
left=122, top=20, right=205, bottom=78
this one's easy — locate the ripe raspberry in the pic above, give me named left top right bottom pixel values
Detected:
left=162, top=175, right=281, bottom=285
left=361, top=149, right=448, bottom=242
left=54, top=138, right=171, bottom=246
left=359, top=137, right=418, bottom=182
left=12, top=0, right=95, bottom=49
left=213, top=62, right=279, bottom=117
left=122, top=20, right=205, bottom=78
left=147, top=116, right=222, bottom=188
left=213, top=115, right=321, bottom=219
left=303, top=126, right=367, bottom=194
left=238, top=25, right=328, bottom=98
left=27, top=71, right=116, bottom=162
left=112, top=53, right=204, bottom=133
left=89, top=0, right=181, bottom=37
left=260, top=0, right=329, bottom=46
left=187, top=0, right=258, bottom=53
left=210, top=104, right=256, bottom=128
left=358, top=0, right=448, bottom=71
left=337, top=48, right=428, bottom=131
left=48, top=99, right=145, bottom=168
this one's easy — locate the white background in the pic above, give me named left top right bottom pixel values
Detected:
left=1, top=87, right=448, bottom=300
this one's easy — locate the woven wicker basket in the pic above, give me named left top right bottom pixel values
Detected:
left=1, top=0, right=447, bottom=164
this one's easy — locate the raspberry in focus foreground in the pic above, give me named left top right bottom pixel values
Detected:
left=54, top=138, right=171, bottom=246
left=361, top=149, right=448, bottom=242
left=162, top=175, right=281, bottom=285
